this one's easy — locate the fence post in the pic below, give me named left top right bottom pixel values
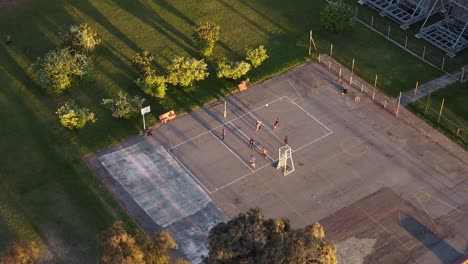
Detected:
left=361, top=83, right=364, bottom=92
left=387, top=26, right=391, bottom=37
left=328, top=61, right=331, bottom=69
left=461, top=67, right=465, bottom=82
left=396, top=92, right=402, bottom=117
left=350, top=75, right=353, bottom=84
left=330, top=44, right=333, bottom=58
left=437, top=98, right=445, bottom=123
left=422, top=46, right=426, bottom=59
left=384, top=100, right=387, bottom=109
left=339, top=68, right=342, bottom=78
left=441, top=56, right=445, bottom=70
left=456, top=128, right=460, bottom=136
left=352, top=59, right=355, bottom=74
left=404, top=35, right=408, bottom=48
left=318, top=53, right=321, bottom=62
left=424, top=90, right=431, bottom=114
left=371, top=16, right=374, bottom=28
left=413, top=81, right=419, bottom=101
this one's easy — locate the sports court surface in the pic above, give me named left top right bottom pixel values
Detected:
left=88, top=61, right=468, bottom=263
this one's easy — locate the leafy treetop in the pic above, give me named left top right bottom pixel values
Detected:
left=204, top=208, right=337, bottom=264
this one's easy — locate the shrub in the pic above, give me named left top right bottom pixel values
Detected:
left=135, top=73, right=167, bottom=98
left=62, top=23, right=101, bottom=53
left=246, top=45, right=269, bottom=68
left=31, top=48, right=93, bottom=95
left=102, top=91, right=145, bottom=119
left=132, top=51, right=155, bottom=76
left=320, top=1, right=355, bottom=33
left=167, top=57, right=209, bottom=87
left=0, top=240, right=40, bottom=264
left=193, top=21, right=220, bottom=56
left=56, top=100, right=96, bottom=129
left=216, top=60, right=251, bottom=79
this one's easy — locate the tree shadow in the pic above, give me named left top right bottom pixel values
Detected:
left=71, top=0, right=141, bottom=52
left=107, top=0, right=196, bottom=57
left=237, top=0, right=290, bottom=34
left=214, top=0, right=274, bottom=37
left=401, top=214, right=463, bottom=264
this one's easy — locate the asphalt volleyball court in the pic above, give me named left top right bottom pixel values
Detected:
left=168, top=96, right=333, bottom=194
left=88, top=61, right=468, bottom=263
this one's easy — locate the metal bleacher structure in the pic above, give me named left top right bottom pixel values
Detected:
left=358, top=0, right=448, bottom=29
left=358, top=0, right=467, bottom=56
left=417, top=0, right=468, bottom=57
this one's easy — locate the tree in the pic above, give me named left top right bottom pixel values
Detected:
left=102, top=91, right=145, bottom=119
left=0, top=240, right=40, bottom=264
left=246, top=45, right=269, bottom=68
left=167, top=57, right=209, bottom=87
left=216, top=60, right=251, bottom=80
left=193, top=22, right=221, bottom=56
left=62, top=23, right=101, bottom=53
left=204, top=208, right=336, bottom=264
left=100, top=221, right=145, bottom=264
left=320, top=1, right=355, bottom=33
left=132, top=51, right=155, bottom=76
left=31, top=48, right=93, bottom=95
left=56, top=100, right=96, bottom=129
left=100, top=221, right=187, bottom=264
left=138, top=231, right=178, bottom=264
left=135, top=73, right=167, bottom=98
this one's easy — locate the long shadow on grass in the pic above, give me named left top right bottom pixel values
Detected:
left=108, top=0, right=196, bottom=56
left=214, top=0, right=274, bottom=37
left=237, top=0, right=290, bottom=34
left=72, top=0, right=141, bottom=52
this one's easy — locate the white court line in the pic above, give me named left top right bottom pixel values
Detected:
left=227, top=104, right=284, bottom=144
left=209, top=130, right=334, bottom=194
left=167, top=95, right=334, bottom=194
left=226, top=122, right=275, bottom=162
left=247, top=112, right=284, bottom=143
left=284, top=96, right=333, bottom=134
left=208, top=123, right=254, bottom=172
left=168, top=96, right=287, bottom=150
left=167, top=148, right=214, bottom=194
left=287, top=79, right=304, bottom=101
left=212, top=159, right=275, bottom=192
left=293, top=131, right=334, bottom=152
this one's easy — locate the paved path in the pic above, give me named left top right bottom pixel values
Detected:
left=400, top=74, right=457, bottom=106
left=400, top=64, right=467, bottom=106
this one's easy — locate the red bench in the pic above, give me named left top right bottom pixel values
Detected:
left=159, top=110, right=176, bottom=123
left=238, top=78, right=250, bottom=91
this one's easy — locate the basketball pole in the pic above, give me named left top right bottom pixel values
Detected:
left=224, top=101, right=227, bottom=118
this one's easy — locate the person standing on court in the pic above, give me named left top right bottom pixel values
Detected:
left=256, top=120, right=262, bottom=132
left=262, top=146, right=267, bottom=158
left=249, top=138, right=254, bottom=149
left=284, top=135, right=288, bottom=145
left=249, top=155, right=256, bottom=168
left=221, top=128, right=226, bottom=140
left=273, top=118, right=279, bottom=131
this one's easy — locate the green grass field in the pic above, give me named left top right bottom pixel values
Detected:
left=407, top=82, right=468, bottom=150
left=0, top=0, right=446, bottom=261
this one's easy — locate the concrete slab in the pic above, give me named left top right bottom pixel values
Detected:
left=98, top=142, right=211, bottom=227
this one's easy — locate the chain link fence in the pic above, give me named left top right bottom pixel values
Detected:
left=317, top=54, right=467, bottom=148
left=353, top=8, right=467, bottom=83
